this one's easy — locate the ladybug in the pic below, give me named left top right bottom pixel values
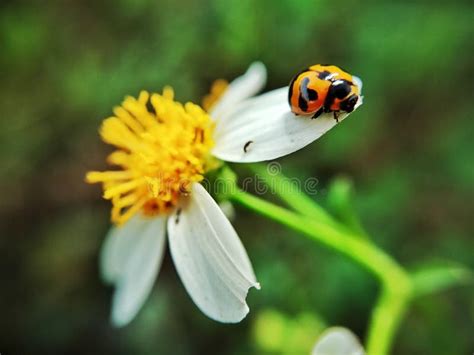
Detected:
left=288, top=64, right=362, bottom=121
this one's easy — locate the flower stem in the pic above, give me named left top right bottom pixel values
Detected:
left=366, top=284, right=411, bottom=355
left=229, top=188, right=412, bottom=355
left=247, top=163, right=335, bottom=225
left=230, top=189, right=403, bottom=283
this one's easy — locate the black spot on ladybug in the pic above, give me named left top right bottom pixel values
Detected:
left=332, top=80, right=351, bottom=99
left=307, top=88, right=318, bottom=101
left=324, top=90, right=335, bottom=110
left=146, top=97, right=156, bottom=115
left=175, top=208, right=182, bottom=224
left=243, top=140, right=253, bottom=153
left=318, top=70, right=331, bottom=80
left=298, top=95, right=308, bottom=112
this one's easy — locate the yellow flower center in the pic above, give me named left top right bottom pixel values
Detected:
left=86, top=88, right=215, bottom=225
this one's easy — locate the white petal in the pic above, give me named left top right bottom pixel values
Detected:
left=210, top=61, right=267, bottom=120
left=212, top=87, right=362, bottom=162
left=168, top=183, right=259, bottom=323
left=312, top=327, right=365, bottom=355
left=219, top=200, right=236, bottom=221
left=100, top=215, right=147, bottom=284
left=105, top=215, right=167, bottom=327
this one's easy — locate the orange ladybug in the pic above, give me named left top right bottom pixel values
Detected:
left=288, top=64, right=362, bottom=121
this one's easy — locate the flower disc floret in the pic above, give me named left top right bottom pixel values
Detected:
left=86, top=88, right=215, bottom=225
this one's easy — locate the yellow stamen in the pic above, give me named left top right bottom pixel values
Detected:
left=86, top=89, right=215, bottom=225
left=202, top=79, right=229, bottom=112
left=86, top=171, right=134, bottom=183
left=103, top=178, right=145, bottom=200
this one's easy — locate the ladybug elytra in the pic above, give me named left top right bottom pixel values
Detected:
left=288, top=64, right=362, bottom=121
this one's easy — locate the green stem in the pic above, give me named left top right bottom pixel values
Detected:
left=230, top=189, right=411, bottom=355
left=366, top=285, right=411, bottom=355
left=231, top=189, right=403, bottom=283
left=247, top=163, right=335, bottom=225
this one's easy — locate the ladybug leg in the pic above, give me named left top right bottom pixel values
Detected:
left=311, top=107, right=324, bottom=119
left=333, top=111, right=340, bottom=123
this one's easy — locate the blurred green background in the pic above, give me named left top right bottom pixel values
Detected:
left=1, top=0, right=473, bottom=353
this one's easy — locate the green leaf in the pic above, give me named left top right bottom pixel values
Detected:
left=411, top=261, right=474, bottom=298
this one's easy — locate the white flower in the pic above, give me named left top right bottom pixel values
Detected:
left=101, top=183, right=259, bottom=327
left=89, top=62, right=363, bottom=327
left=312, top=327, right=365, bottom=355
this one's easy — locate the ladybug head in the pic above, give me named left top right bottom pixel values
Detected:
left=339, top=94, right=359, bottom=113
